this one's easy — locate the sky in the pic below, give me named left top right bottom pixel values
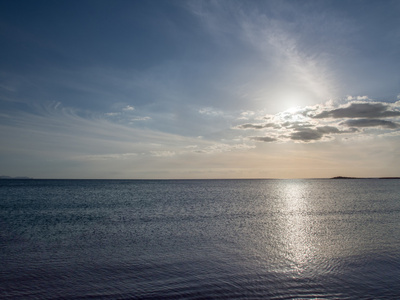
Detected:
left=0, top=0, right=399, bottom=179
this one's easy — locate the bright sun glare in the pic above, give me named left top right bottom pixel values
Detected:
left=286, top=106, right=301, bottom=114
left=280, top=91, right=307, bottom=111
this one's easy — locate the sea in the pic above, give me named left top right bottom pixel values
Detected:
left=1, top=179, right=400, bottom=299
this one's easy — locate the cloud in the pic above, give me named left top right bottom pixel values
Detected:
left=0, top=102, right=199, bottom=163
left=238, top=111, right=255, bottom=120
left=250, top=136, right=277, bottom=143
left=313, top=102, right=400, bottom=119
left=123, top=105, right=135, bottom=111
left=193, top=143, right=255, bottom=154
left=290, top=128, right=325, bottom=141
left=105, top=104, right=137, bottom=118
left=149, top=151, right=175, bottom=157
left=290, top=126, right=356, bottom=142
left=234, top=99, right=400, bottom=143
left=236, top=122, right=279, bottom=130
left=131, top=116, right=151, bottom=121
left=198, top=107, right=224, bottom=117
left=346, top=95, right=369, bottom=101
left=281, top=121, right=313, bottom=129
left=76, top=152, right=138, bottom=161
left=341, top=119, right=400, bottom=129
left=315, top=126, right=341, bottom=134
left=185, top=0, right=338, bottom=111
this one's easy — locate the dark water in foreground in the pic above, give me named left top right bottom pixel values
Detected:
left=1, top=179, right=400, bottom=299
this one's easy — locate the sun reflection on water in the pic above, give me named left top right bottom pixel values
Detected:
left=279, top=181, right=316, bottom=275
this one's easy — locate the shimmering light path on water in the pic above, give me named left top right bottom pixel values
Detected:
left=1, top=179, right=400, bottom=299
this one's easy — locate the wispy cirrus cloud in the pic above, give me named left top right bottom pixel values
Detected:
left=149, top=151, right=176, bottom=157
left=0, top=101, right=256, bottom=165
left=192, top=143, right=255, bottom=154
left=76, top=152, right=138, bottom=161
left=184, top=0, right=339, bottom=111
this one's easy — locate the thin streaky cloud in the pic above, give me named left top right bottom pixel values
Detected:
left=250, top=136, right=277, bottom=143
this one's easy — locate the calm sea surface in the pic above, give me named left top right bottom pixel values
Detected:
left=1, top=179, right=400, bottom=299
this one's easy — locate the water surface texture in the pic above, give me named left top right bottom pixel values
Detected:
left=1, top=179, right=400, bottom=299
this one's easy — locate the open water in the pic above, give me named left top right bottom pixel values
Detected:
left=1, top=179, right=400, bottom=299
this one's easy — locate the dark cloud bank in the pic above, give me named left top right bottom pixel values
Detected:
left=312, top=103, right=400, bottom=119
left=290, top=126, right=358, bottom=142
left=237, top=101, right=400, bottom=143
left=341, top=119, right=400, bottom=129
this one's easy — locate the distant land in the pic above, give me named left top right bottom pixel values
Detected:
left=332, top=176, right=400, bottom=179
left=0, top=175, right=33, bottom=179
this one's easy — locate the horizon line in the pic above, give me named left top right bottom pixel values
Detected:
left=1, top=176, right=400, bottom=180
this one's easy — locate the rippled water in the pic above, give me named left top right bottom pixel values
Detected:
left=1, top=179, right=400, bottom=299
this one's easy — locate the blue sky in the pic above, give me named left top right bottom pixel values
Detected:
left=1, top=0, right=399, bottom=179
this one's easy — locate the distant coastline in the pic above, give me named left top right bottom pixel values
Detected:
left=332, top=176, right=400, bottom=180
left=0, top=175, right=33, bottom=179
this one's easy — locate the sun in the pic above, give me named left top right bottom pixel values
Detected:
left=279, top=91, right=307, bottom=112
left=286, top=105, right=301, bottom=114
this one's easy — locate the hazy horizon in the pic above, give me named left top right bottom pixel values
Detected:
left=1, top=0, right=400, bottom=179
left=1, top=175, right=400, bottom=180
